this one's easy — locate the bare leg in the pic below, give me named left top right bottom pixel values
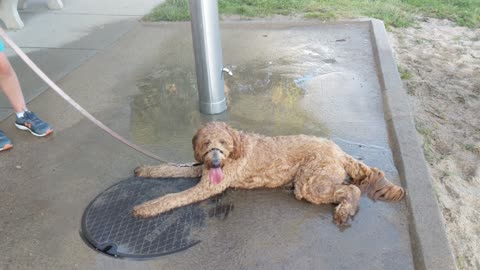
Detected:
left=0, top=53, right=27, bottom=113
left=133, top=176, right=227, bottom=218
left=134, top=163, right=203, bottom=178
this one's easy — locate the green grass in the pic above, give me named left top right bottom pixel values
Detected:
left=398, top=65, right=413, bottom=80
left=464, top=143, right=475, bottom=152
left=416, top=121, right=436, bottom=163
left=464, top=143, right=480, bottom=154
left=144, top=0, right=480, bottom=28
left=143, top=0, right=190, bottom=21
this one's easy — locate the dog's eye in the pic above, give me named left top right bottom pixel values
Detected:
left=204, top=140, right=210, bottom=146
left=220, top=139, right=226, bottom=145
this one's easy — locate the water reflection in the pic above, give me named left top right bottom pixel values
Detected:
left=226, top=61, right=327, bottom=136
left=130, top=61, right=328, bottom=160
left=131, top=67, right=200, bottom=145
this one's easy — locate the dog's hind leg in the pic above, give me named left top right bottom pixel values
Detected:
left=294, top=164, right=361, bottom=225
left=342, top=154, right=404, bottom=201
left=134, top=163, right=203, bottom=178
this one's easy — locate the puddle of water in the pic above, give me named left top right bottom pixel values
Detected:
left=226, top=61, right=328, bottom=136
left=130, top=61, right=329, bottom=160
left=115, top=25, right=412, bottom=268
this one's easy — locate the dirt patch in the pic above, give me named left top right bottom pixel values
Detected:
left=389, top=18, right=480, bottom=269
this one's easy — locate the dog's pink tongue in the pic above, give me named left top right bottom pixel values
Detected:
left=209, top=168, right=223, bottom=184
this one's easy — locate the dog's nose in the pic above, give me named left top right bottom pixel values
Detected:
left=212, top=159, right=221, bottom=168
left=211, top=149, right=222, bottom=168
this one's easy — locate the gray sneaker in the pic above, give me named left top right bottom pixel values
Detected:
left=0, top=130, right=13, bottom=151
left=15, top=111, right=53, bottom=137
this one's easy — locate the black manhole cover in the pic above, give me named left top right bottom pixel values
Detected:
left=81, top=177, right=233, bottom=258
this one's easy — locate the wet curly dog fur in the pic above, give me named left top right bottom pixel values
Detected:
left=133, top=122, right=405, bottom=225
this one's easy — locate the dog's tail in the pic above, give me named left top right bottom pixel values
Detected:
left=342, top=154, right=405, bottom=201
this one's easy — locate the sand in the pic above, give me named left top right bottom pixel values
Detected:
left=389, top=18, right=480, bottom=269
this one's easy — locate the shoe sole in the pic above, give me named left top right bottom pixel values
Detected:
left=0, top=143, right=13, bottom=151
left=15, top=123, right=53, bottom=137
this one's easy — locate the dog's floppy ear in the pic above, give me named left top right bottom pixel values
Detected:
left=192, top=132, right=203, bottom=162
left=225, top=124, right=244, bottom=160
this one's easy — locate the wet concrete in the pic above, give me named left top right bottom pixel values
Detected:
left=0, top=21, right=414, bottom=269
left=0, top=48, right=97, bottom=109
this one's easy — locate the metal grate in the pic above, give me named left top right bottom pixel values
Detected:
left=81, top=177, right=231, bottom=258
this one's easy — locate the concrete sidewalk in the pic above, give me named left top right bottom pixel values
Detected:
left=0, top=19, right=456, bottom=269
left=0, top=2, right=456, bottom=269
left=0, top=0, right=165, bottom=120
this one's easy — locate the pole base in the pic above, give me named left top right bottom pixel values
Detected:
left=199, top=98, right=227, bottom=115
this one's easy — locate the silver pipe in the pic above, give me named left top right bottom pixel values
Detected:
left=189, top=0, right=227, bottom=115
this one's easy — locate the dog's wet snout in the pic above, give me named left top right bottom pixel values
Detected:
left=211, top=149, right=222, bottom=168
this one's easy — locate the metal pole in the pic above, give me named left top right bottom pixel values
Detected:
left=189, top=0, right=227, bottom=115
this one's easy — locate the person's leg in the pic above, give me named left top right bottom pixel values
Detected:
left=0, top=41, right=53, bottom=139
left=0, top=52, right=27, bottom=113
left=0, top=41, right=15, bottom=151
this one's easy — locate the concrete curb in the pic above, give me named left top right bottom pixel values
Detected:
left=369, top=19, right=457, bottom=270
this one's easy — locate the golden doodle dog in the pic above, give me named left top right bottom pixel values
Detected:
left=133, top=122, right=404, bottom=225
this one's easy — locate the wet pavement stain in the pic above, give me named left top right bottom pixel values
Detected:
left=119, top=22, right=413, bottom=269
left=0, top=22, right=415, bottom=270
left=130, top=60, right=330, bottom=159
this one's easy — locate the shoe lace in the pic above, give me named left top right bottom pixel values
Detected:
left=24, top=111, right=44, bottom=126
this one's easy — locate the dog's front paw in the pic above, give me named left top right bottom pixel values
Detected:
left=132, top=204, right=156, bottom=218
left=134, top=166, right=151, bottom=177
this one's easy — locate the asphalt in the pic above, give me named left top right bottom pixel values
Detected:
left=0, top=3, right=456, bottom=269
